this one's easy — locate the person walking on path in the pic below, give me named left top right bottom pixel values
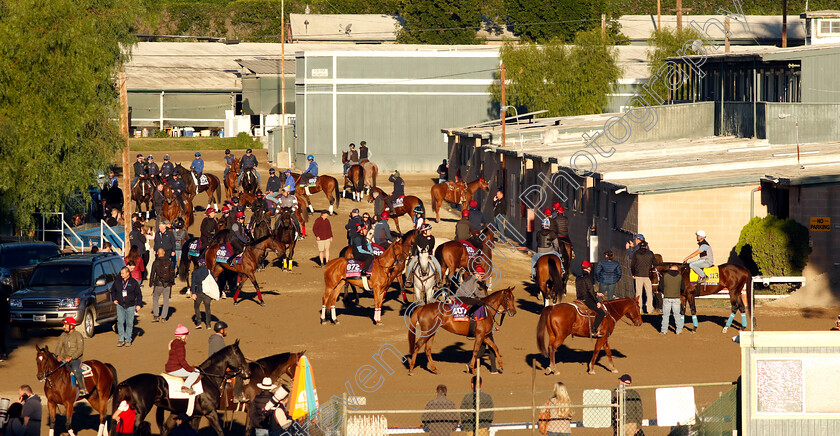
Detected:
left=190, top=259, right=213, bottom=328
left=111, top=267, right=142, bottom=347
left=55, top=317, right=86, bottom=395
left=660, top=264, right=686, bottom=334
left=460, top=376, right=494, bottom=436
left=595, top=250, right=622, bottom=300
left=149, top=248, right=175, bottom=323
left=166, top=325, right=200, bottom=395
left=18, top=385, right=41, bottom=436
left=612, top=374, right=643, bottom=436
left=170, top=413, right=198, bottom=436
left=154, top=221, right=176, bottom=260
left=683, top=230, right=714, bottom=283
left=421, top=384, right=458, bottom=436
left=630, top=241, right=656, bottom=314
left=313, top=211, right=333, bottom=267
left=539, top=381, right=573, bottom=436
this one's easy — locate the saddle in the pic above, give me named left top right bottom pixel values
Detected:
left=689, top=266, right=719, bottom=285
left=161, top=373, right=204, bottom=416
left=446, top=182, right=467, bottom=202
left=569, top=300, right=597, bottom=317
left=392, top=195, right=405, bottom=208
left=459, top=240, right=478, bottom=258
left=346, top=259, right=373, bottom=277
left=80, top=363, right=93, bottom=378
left=304, top=177, right=317, bottom=187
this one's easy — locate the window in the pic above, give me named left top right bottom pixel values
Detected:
left=94, top=264, right=107, bottom=284
left=819, top=19, right=840, bottom=36
left=101, top=260, right=117, bottom=282
left=30, top=265, right=91, bottom=287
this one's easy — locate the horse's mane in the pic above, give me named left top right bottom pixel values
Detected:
left=255, top=351, right=303, bottom=369
left=200, top=340, right=241, bottom=370
left=250, top=234, right=271, bottom=245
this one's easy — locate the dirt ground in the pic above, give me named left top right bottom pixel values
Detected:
left=1, top=150, right=838, bottom=435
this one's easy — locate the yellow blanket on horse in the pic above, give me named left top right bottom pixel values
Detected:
left=689, top=266, right=719, bottom=285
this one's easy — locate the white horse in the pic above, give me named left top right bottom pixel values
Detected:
left=409, top=250, right=439, bottom=303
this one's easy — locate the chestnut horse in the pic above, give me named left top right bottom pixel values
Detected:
left=161, top=184, right=194, bottom=229
left=35, top=345, right=118, bottom=436
left=367, top=187, right=424, bottom=234
left=429, top=176, right=490, bottom=222
left=338, top=230, right=417, bottom=303
left=360, top=160, right=378, bottom=192
left=535, top=253, right=570, bottom=306
left=205, top=233, right=285, bottom=306
left=290, top=172, right=341, bottom=215
left=343, top=164, right=365, bottom=201
left=651, top=262, right=752, bottom=333
left=537, top=297, right=642, bottom=375
left=175, top=163, right=221, bottom=211
left=434, top=226, right=496, bottom=283
left=321, top=239, right=406, bottom=325
left=407, top=287, right=517, bottom=375
left=224, top=157, right=240, bottom=201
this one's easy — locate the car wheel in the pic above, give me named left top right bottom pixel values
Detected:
left=81, top=308, right=95, bottom=338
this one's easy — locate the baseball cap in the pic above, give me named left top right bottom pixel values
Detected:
left=619, top=374, right=632, bottom=383
left=351, top=208, right=359, bottom=214
left=635, top=234, right=645, bottom=240
left=236, top=212, right=245, bottom=218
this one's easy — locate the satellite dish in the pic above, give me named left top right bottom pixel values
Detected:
left=345, top=23, right=352, bottom=34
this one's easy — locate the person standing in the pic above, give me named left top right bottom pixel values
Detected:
left=111, top=267, right=142, bottom=347
left=170, top=413, right=198, bottom=436
left=18, top=385, right=41, bottom=436
left=625, top=234, right=645, bottom=259
left=55, top=317, right=86, bottom=395
left=191, top=258, right=214, bottom=327
left=371, top=189, right=385, bottom=217
left=0, top=285, right=9, bottom=361
left=577, top=260, right=605, bottom=338
left=421, top=384, right=458, bottom=436
left=166, top=325, right=200, bottom=395
left=154, top=221, right=176, bottom=260
left=149, top=248, right=175, bottom=323
left=129, top=222, right=147, bottom=278
left=172, top=218, right=188, bottom=274
left=125, top=245, right=144, bottom=284
left=683, top=230, right=714, bottom=283
left=313, top=211, right=333, bottom=267
left=595, top=250, right=622, bottom=300
left=540, top=381, right=573, bottom=436
left=660, top=264, right=686, bottom=335
left=460, top=376, right=494, bottom=436
left=345, top=208, right=362, bottom=242
left=436, top=159, right=448, bottom=184
left=112, top=400, right=137, bottom=436
left=612, top=374, right=643, bottom=436
left=630, top=241, right=656, bottom=314
left=153, top=183, right=165, bottom=225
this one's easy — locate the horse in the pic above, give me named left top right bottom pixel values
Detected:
left=224, top=157, right=240, bottom=201
left=537, top=297, right=643, bottom=375
left=360, top=160, right=378, bottom=193
left=178, top=227, right=230, bottom=289
left=367, top=187, right=424, bottom=234
left=535, top=253, right=570, bottom=307
left=273, top=208, right=297, bottom=271
left=321, top=239, right=407, bottom=325
left=651, top=262, right=752, bottom=333
left=205, top=234, right=285, bottom=306
left=430, top=176, right=490, bottom=222
left=407, top=287, right=517, bottom=375
left=161, top=184, right=194, bottom=230
left=175, top=163, right=221, bottom=211
left=116, top=341, right=250, bottom=436
left=35, top=345, right=118, bottom=436
left=240, top=168, right=259, bottom=195
left=338, top=230, right=417, bottom=304
left=130, top=176, right=154, bottom=219
left=291, top=172, right=341, bottom=215
left=434, top=226, right=496, bottom=283
left=343, top=164, right=365, bottom=202
left=410, top=250, right=440, bottom=304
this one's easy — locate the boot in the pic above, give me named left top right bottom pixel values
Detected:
left=181, top=385, right=195, bottom=395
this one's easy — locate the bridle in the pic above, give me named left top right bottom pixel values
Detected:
left=36, top=352, right=67, bottom=389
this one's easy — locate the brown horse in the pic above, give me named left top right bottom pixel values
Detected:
left=343, top=164, right=365, bottom=202
left=535, top=253, right=570, bottom=306
left=537, top=297, right=642, bottom=375
left=224, top=157, right=240, bottom=201
left=338, top=230, right=417, bottom=304
left=131, top=176, right=154, bottom=218
left=367, top=187, right=424, bottom=234
left=434, top=226, right=496, bottom=283
left=360, top=160, right=378, bottom=192
left=273, top=208, right=297, bottom=271
left=162, top=184, right=194, bottom=230
left=321, top=239, right=406, bottom=325
left=175, top=163, right=221, bottom=210
left=205, top=234, right=285, bottom=306
left=407, top=287, right=517, bottom=375
left=291, top=172, right=341, bottom=215
left=430, top=176, right=490, bottom=222
left=35, top=345, right=118, bottom=436
left=651, top=262, right=752, bottom=333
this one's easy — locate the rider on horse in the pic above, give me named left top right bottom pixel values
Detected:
left=351, top=224, right=374, bottom=277
left=405, top=223, right=443, bottom=288
left=531, top=218, right=561, bottom=279
left=265, top=168, right=282, bottom=205
left=238, top=148, right=260, bottom=187
left=576, top=260, right=605, bottom=338
left=456, top=209, right=481, bottom=249
left=684, top=230, right=714, bottom=283
left=372, top=189, right=385, bottom=217
left=436, top=159, right=448, bottom=184
left=359, top=141, right=370, bottom=162
left=274, top=188, right=302, bottom=239
left=131, top=153, right=147, bottom=188
left=282, top=169, right=295, bottom=194
left=56, top=316, right=86, bottom=395
left=169, top=172, right=187, bottom=208
left=467, top=199, right=484, bottom=231
left=223, top=149, right=234, bottom=180
left=300, top=155, right=319, bottom=183
left=190, top=152, right=204, bottom=179
left=373, top=212, right=394, bottom=249
left=146, top=155, right=159, bottom=183
left=344, top=143, right=358, bottom=175
left=413, top=205, right=426, bottom=230
left=166, top=324, right=201, bottom=395
left=229, top=212, right=249, bottom=263
left=200, top=208, right=217, bottom=249
left=160, top=154, right=175, bottom=182
left=387, top=170, right=404, bottom=211
left=454, top=265, right=489, bottom=316
left=550, top=203, right=571, bottom=245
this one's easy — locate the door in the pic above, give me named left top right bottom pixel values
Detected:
left=91, top=263, right=111, bottom=321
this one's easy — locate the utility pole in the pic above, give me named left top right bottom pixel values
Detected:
left=782, top=0, right=788, bottom=48
left=657, top=0, right=661, bottom=31
left=725, top=18, right=731, bottom=53
left=669, top=0, right=692, bottom=31
left=601, top=14, right=606, bottom=41
left=500, top=63, right=506, bottom=147
left=119, top=64, right=131, bottom=251
left=281, top=0, right=286, bottom=161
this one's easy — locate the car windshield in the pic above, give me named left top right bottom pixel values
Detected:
left=29, top=264, right=91, bottom=287
left=0, top=245, right=59, bottom=269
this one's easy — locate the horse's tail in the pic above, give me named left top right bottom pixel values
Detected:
left=215, top=176, right=222, bottom=205
left=333, top=176, right=341, bottom=210
left=372, top=164, right=378, bottom=188
left=355, top=167, right=364, bottom=192
left=548, top=256, right=564, bottom=301
left=743, top=273, right=753, bottom=320
left=106, top=363, right=119, bottom=403
left=537, top=306, right=552, bottom=358
left=430, top=186, right=437, bottom=216
left=178, top=241, right=192, bottom=279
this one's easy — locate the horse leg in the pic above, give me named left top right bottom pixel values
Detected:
left=65, top=401, right=75, bottom=436
left=602, top=339, right=619, bottom=373
left=203, top=404, right=225, bottom=436
left=246, top=271, right=264, bottom=305
left=392, top=217, right=401, bottom=234
left=468, top=335, right=483, bottom=374
left=547, top=332, right=569, bottom=375
left=424, top=334, right=440, bottom=374
left=688, top=294, right=699, bottom=332
left=47, top=400, right=57, bottom=436
left=373, top=286, right=384, bottom=325
left=484, top=335, right=504, bottom=372
left=588, top=337, right=606, bottom=375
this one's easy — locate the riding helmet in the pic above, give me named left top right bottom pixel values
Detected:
left=421, top=223, right=432, bottom=232
left=213, top=321, right=228, bottom=332
left=581, top=260, right=592, bottom=269
left=164, top=154, right=170, bottom=160
left=236, top=212, right=245, bottom=218
left=349, top=143, right=355, bottom=148
left=474, top=265, right=486, bottom=275
left=225, top=149, right=231, bottom=154
left=195, top=152, right=201, bottom=157
left=205, top=208, right=216, bottom=215
left=62, top=317, right=78, bottom=326
left=461, top=209, right=470, bottom=217
left=174, top=218, right=185, bottom=229
left=147, top=155, right=154, bottom=160
left=307, top=155, right=314, bottom=161
left=469, top=199, right=478, bottom=208
left=232, top=196, right=239, bottom=203
left=246, top=148, right=253, bottom=153
left=381, top=211, right=389, bottom=219
left=543, top=207, right=552, bottom=216
left=269, top=168, right=275, bottom=174
left=136, top=153, right=143, bottom=158
left=696, top=230, right=707, bottom=238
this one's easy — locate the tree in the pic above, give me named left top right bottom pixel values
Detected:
left=490, top=30, right=621, bottom=117
left=506, top=0, right=612, bottom=42
left=396, top=0, right=481, bottom=44
left=0, top=0, right=138, bottom=228
left=736, top=215, right=811, bottom=277
left=637, top=27, right=700, bottom=106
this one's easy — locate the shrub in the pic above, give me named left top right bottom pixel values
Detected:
left=735, top=215, right=811, bottom=277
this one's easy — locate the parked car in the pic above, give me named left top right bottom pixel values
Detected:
left=9, top=252, right=126, bottom=338
left=0, top=242, right=61, bottom=293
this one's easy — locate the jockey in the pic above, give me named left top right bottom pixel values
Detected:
left=344, top=143, right=359, bottom=175
left=238, top=148, right=260, bottom=186
left=345, top=208, right=362, bottom=242
left=455, top=209, right=476, bottom=242
left=683, top=230, right=714, bottom=283
left=373, top=212, right=393, bottom=249
left=220, top=206, right=233, bottom=229
left=351, top=224, right=374, bottom=277
left=576, top=260, right=605, bottom=338
left=169, top=172, right=186, bottom=208
left=230, top=196, right=245, bottom=216
left=359, top=141, right=370, bottom=162
left=388, top=170, right=404, bottom=210
left=531, top=218, right=560, bottom=278
left=160, top=155, right=175, bottom=181
left=371, top=189, right=385, bottom=217
left=228, top=212, right=249, bottom=263
left=200, top=208, right=217, bottom=248
left=282, top=169, right=295, bottom=193
left=190, top=152, right=204, bottom=177
left=223, top=149, right=234, bottom=181
left=274, top=188, right=302, bottom=239
left=265, top=168, right=282, bottom=205
left=455, top=265, right=489, bottom=315
left=166, top=324, right=201, bottom=394
left=56, top=317, right=86, bottom=395
left=405, top=223, right=442, bottom=288
left=412, top=205, right=426, bottom=230
left=551, top=203, right=570, bottom=241
left=131, top=153, right=146, bottom=188
left=300, top=155, right=319, bottom=182
left=146, top=155, right=160, bottom=182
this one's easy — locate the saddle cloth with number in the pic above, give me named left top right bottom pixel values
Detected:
left=392, top=195, right=405, bottom=208
left=451, top=302, right=486, bottom=322
left=199, top=175, right=209, bottom=186
left=370, top=243, right=384, bottom=256
left=346, top=259, right=373, bottom=277
left=215, top=243, right=242, bottom=264
left=188, top=239, right=201, bottom=257
left=305, top=177, right=317, bottom=187
left=80, top=363, right=93, bottom=378
left=688, top=266, right=719, bottom=285
left=459, top=240, right=478, bottom=258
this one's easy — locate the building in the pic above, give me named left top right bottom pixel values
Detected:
left=288, top=14, right=401, bottom=44
left=800, top=10, right=840, bottom=45
left=618, top=15, right=806, bottom=46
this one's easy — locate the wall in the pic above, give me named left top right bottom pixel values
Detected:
left=128, top=91, right=234, bottom=128
left=788, top=183, right=840, bottom=274
left=763, top=102, right=840, bottom=144
left=628, top=102, right=715, bottom=143
left=242, top=76, right=296, bottom=116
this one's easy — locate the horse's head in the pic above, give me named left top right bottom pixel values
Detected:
left=225, top=339, right=251, bottom=379
left=499, top=287, right=517, bottom=317
left=161, top=184, right=176, bottom=204
left=175, top=163, right=185, bottom=172
left=232, top=157, right=241, bottom=172
left=35, top=345, right=58, bottom=382
left=627, top=298, right=643, bottom=326
left=478, top=176, right=490, bottom=192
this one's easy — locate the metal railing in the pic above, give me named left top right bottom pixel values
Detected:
left=100, top=220, right=124, bottom=256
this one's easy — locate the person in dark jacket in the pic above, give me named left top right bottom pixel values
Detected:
left=531, top=218, right=560, bottom=278
left=492, top=189, right=506, bottom=218
left=169, top=172, right=187, bottom=208
left=153, top=183, right=165, bottom=224
left=149, top=248, right=175, bottom=323
left=160, top=155, right=175, bottom=181
left=345, top=209, right=362, bottom=242
left=131, top=154, right=146, bottom=188
left=460, top=376, right=494, bottom=433
left=359, top=141, right=370, bottom=162
left=265, top=168, right=283, bottom=205
left=351, top=225, right=374, bottom=275
left=371, top=188, right=385, bottom=217
left=422, top=384, right=458, bottom=436
left=455, top=210, right=481, bottom=249
left=387, top=170, right=404, bottom=211
left=343, top=143, right=358, bottom=174
left=551, top=203, right=570, bottom=240
left=237, top=148, right=260, bottom=186
left=467, top=199, right=484, bottom=230
left=250, top=378, right=282, bottom=436
left=190, top=259, right=213, bottom=329
left=612, top=374, right=643, bottom=436
left=154, top=221, right=176, bottom=259
left=630, top=241, right=656, bottom=314
left=146, top=155, right=159, bottom=179
left=373, top=212, right=393, bottom=249
left=436, top=160, right=448, bottom=184
left=110, top=267, right=142, bottom=347
left=228, top=212, right=249, bottom=263
left=129, top=221, right=147, bottom=267
left=170, top=413, right=198, bottom=436
left=55, top=317, right=86, bottom=395
left=199, top=208, right=218, bottom=249
left=405, top=223, right=442, bottom=287
left=594, top=250, right=622, bottom=300
left=660, top=264, right=686, bottom=334
left=576, top=260, right=604, bottom=338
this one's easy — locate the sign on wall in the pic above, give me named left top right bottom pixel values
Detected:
left=810, top=216, right=831, bottom=231
left=311, top=68, right=329, bottom=78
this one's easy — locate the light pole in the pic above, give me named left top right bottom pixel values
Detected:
left=500, top=105, right=524, bottom=150
left=778, top=113, right=801, bottom=168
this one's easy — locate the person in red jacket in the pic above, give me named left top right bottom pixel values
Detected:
left=112, top=399, right=137, bottom=436
left=166, top=324, right=200, bottom=394
left=312, top=211, right=333, bottom=267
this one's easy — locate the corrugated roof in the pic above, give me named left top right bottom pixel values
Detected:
left=617, top=15, right=806, bottom=43
left=289, top=14, right=400, bottom=42
left=236, top=58, right=295, bottom=76
left=801, top=10, right=840, bottom=19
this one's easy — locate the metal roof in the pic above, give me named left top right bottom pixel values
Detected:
left=667, top=42, right=840, bottom=62
left=617, top=15, right=806, bottom=44
left=288, top=14, right=400, bottom=42
left=235, top=58, right=295, bottom=76
left=801, top=10, right=840, bottom=19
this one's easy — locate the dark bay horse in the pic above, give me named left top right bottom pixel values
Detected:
left=321, top=239, right=406, bottom=325
left=430, top=176, right=490, bottom=222
left=343, top=163, right=365, bottom=202
left=407, top=287, right=517, bottom=375
left=175, top=163, right=221, bottom=211
left=240, top=168, right=259, bottom=195
left=35, top=345, right=118, bottom=436
left=116, top=341, right=250, bottom=436
left=162, top=184, right=194, bottom=229
left=651, top=262, right=752, bottom=333
left=535, top=253, right=569, bottom=306
left=537, top=297, right=642, bottom=375
left=273, top=208, right=297, bottom=271
left=224, top=157, right=240, bottom=200
left=205, top=234, right=285, bottom=306
left=291, top=172, right=341, bottom=215
left=131, top=177, right=154, bottom=219
left=367, top=187, right=424, bottom=234
left=434, top=227, right=496, bottom=283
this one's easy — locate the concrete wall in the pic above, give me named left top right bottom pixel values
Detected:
left=629, top=102, right=715, bottom=143
left=763, top=102, right=840, bottom=144
left=788, top=184, right=840, bottom=273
